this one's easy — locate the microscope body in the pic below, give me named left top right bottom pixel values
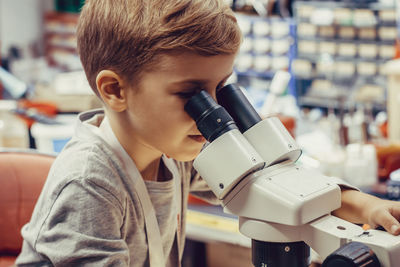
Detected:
left=185, top=84, right=400, bottom=267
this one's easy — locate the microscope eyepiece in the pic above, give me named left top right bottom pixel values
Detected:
left=184, top=90, right=238, bottom=142
left=217, top=84, right=262, bottom=133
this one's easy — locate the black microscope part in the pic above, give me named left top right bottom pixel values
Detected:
left=184, top=90, right=238, bottom=142
left=252, top=239, right=310, bottom=267
left=322, top=242, right=380, bottom=267
left=216, top=83, right=262, bottom=133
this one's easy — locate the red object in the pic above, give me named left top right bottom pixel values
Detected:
left=188, top=194, right=211, bottom=205
left=394, top=39, right=400, bottom=59
left=0, top=82, right=3, bottom=99
left=277, top=115, right=296, bottom=138
left=0, top=257, right=15, bottom=267
left=376, top=144, right=400, bottom=180
left=17, top=100, right=58, bottom=128
left=0, top=150, right=55, bottom=266
left=379, top=121, right=388, bottom=138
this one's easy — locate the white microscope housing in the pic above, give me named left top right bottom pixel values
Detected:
left=184, top=84, right=400, bottom=267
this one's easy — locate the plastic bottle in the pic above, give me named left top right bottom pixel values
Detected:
left=344, top=143, right=378, bottom=188
left=0, top=100, right=29, bottom=148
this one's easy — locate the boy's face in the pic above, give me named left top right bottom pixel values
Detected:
left=123, top=52, right=236, bottom=161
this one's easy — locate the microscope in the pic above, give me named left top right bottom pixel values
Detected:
left=184, top=84, right=400, bottom=267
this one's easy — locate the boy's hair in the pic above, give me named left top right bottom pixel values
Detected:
left=77, top=0, right=242, bottom=96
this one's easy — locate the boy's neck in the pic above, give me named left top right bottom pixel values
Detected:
left=141, top=158, right=161, bottom=181
left=141, top=158, right=172, bottom=182
left=106, top=112, right=165, bottom=181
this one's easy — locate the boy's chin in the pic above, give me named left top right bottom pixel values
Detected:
left=167, top=150, right=201, bottom=162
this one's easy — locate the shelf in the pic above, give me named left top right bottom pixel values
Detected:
left=297, top=36, right=396, bottom=46
left=236, top=69, right=276, bottom=79
left=298, top=95, right=386, bottom=111
left=294, top=1, right=396, bottom=11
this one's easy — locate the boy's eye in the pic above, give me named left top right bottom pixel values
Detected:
left=176, top=89, right=203, bottom=99
left=176, top=91, right=197, bottom=99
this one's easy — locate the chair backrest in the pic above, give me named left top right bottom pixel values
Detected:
left=0, top=149, right=55, bottom=255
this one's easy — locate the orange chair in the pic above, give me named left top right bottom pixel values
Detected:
left=0, top=149, right=55, bottom=267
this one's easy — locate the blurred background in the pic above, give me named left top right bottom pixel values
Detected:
left=1, top=1, right=400, bottom=266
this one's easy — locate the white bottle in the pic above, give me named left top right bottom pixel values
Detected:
left=344, top=143, right=378, bottom=188
left=0, top=100, right=29, bottom=148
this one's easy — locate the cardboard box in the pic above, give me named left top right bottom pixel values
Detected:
left=206, top=242, right=252, bottom=267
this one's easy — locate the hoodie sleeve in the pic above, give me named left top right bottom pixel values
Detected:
left=17, top=179, right=130, bottom=267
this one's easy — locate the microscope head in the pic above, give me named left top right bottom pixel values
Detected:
left=184, top=88, right=265, bottom=199
left=216, top=83, right=302, bottom=166
left=184, top=84, right=341, bottom=225
left=183, top=84, right=302, bottom=200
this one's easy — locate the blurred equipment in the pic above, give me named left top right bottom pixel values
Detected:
left=343, top=144, right=377, bottom=188
left=54, top=0, right=85, bottom=13
left=0, top=67, right=28, bottom=99
left=30, top=114, right=75, bottom=154
left=0, top=100, right=29, bottom=149
left=387, top=169, right=400, bottom=200
left=384, top=59, right=400, bottom=143
left=260, top=70, right=291, bottom=117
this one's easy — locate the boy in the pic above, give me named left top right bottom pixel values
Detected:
left=16, top=0, right=400, bottom=266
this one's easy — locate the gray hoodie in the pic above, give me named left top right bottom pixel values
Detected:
left=16, top=109, right=218, bottom=267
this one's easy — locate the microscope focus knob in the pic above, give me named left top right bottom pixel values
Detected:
left=322, top=242, right=380, bottom=267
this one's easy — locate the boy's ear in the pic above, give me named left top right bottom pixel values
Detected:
left=96, top=70, right=127, bottom=112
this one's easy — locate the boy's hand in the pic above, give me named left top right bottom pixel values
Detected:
left=333, top=189, right=400, bottom=235
left=365, top=197, right=400, bottom=235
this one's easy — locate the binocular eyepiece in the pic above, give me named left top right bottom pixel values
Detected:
left=184, top=84, right=262, bottom=142
left=184, top=90, right=237, bottom=142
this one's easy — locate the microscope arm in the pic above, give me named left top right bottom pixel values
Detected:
left=306, top=215, right=400, bottom=266
left=239, top=214, right=400, bottom=267
left=219, top=160, right=400, bottom=267
left=193, top=127, right=400, bottom=266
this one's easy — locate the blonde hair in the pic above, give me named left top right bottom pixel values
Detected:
left=77, top=0, right=242, bottom=95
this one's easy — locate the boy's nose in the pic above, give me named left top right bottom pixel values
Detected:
left=209, top=89, right=217, bottom=102
left=189, top=123, right=202, bottom=136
